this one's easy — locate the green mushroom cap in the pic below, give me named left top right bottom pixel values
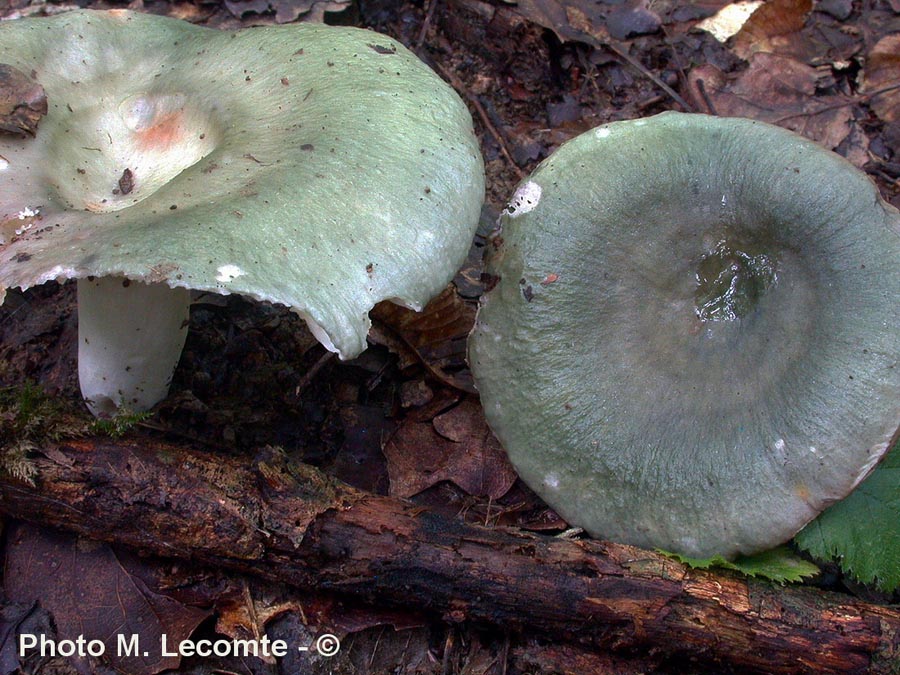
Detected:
left=469, top=112, right=900, bottom=559
left=0, top=9, right=484, bottom=359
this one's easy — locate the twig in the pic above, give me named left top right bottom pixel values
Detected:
left=431, top=60, right=526, bottom=181
left=774, top=98, right=853, bottom=123
left=867, top=166, right=900, bottom=189
left=602, top=41, right=693, bottom=112
left=863, top=82, right=900, bottom=102
left=695, top=78, right=718, bottom=115
left=294, top=349, right=335, bottom=396
left=636, top=94, right=666, bottom=111
left=440, top=629, right=455, bottom=675
left=659, top=24, right=693, bottom=108
left=499, top=634, right=510, bottom=675
left=415, top=0, right=438, bottom=50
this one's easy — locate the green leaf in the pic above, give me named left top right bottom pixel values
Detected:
left=795, top=440, right=900, bottom=592
left=90, top=409, right=151, bottom=438
left=661, top=546, right=820, bottom=584
left=728, top=547, right=821, bottom=582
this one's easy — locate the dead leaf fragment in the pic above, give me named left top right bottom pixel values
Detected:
left=383, top=397, right=517, bottom=500
left=0, top=64, right=47, bottom=137
left=688, top=54, right=855, bottom=152
left=5, top=523, right=208, bottom=675
left=514, top=0, right=610, bottom=46
left=370, top=285, right=476, bottom=393
left=372, top=285, right=475, bottom=351
left=301, top=596, right=427, bottom=634
left=215, top=580, right=304, bottom=664
left=696, top=1, right=764, bottom=42
left=117, top=167, right=135, bottom=195
left=606, top=1, right=661, bottom=40
left=864, top=34, right=900, bottom=123
left=731, top=0, right=812, bottom=59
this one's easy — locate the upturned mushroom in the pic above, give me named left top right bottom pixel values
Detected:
left=468, top=112, right=900, bottom=559
left=0, top=9, right=484, bottom=416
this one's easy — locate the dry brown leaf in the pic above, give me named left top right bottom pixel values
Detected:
left=5, top=523, right=208, bottom=675
left=164, top=3, right=215, bottom=22
left=407, top=387, right=461, bottom=422
left=562, top=1, right=609, bottom=42
left=512, top=0, right=610, bottom=45
left=512, top=0, right=666, bottom=43
left=370, top=285, right=476, bottom=393
left=215, top=580, right=305, bottom=663
left=688, top=54, right=855, bottom=152
left=372, top=285, right=475, bottom=349
left=0, top=64, right=46, bottom=137
left=864, top=34, right=900, bottom=124
left=731, top=0, right=812, bottom=60
left=383, top=397, right=517, bottom=500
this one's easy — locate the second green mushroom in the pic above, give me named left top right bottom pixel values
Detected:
left=469, top=112, right=900, bottom=559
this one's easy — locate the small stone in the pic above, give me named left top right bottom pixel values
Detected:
left=400, top=379, right=433, bottom=408
left=816, top=0, right=853, bottom=20
left=606, top=4, right=661, bottom=39
left=547, top=95, right=582, bottom=127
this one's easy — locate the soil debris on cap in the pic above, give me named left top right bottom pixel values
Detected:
left=0, top=64, right=47, bottom=136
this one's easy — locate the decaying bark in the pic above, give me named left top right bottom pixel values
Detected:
left=1, top=437, right=898, bottom=674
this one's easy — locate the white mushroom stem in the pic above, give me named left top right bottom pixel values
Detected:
left=77, top=277, right=190, bottom=417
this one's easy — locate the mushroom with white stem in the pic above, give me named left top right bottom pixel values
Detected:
left=468, top=111, right=900, bottom=559
left=0, top=9, right=484, bottom=417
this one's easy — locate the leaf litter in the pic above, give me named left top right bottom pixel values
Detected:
left=383, top=397, right=517, bottom=501
left=5, top=523, right=209, bottom=675
left=1, top=0, right=900, bottom=671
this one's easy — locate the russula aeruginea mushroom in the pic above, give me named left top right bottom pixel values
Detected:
left=0, top=9, right=484, bottom=417
left=468, top=112, right=900, bottom=559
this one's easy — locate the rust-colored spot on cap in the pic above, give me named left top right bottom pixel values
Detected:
left=134, top=110, right=186, bottom=152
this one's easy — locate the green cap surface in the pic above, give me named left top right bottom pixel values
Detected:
left=469, top=112, right=900, bottom=558
left=0, top=9, right=484, bottom=359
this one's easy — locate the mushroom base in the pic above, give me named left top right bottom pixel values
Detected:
left=77, top=277, right=190, bottom=417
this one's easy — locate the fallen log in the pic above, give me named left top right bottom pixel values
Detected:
left=1, top=436, right=898, bottom=674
